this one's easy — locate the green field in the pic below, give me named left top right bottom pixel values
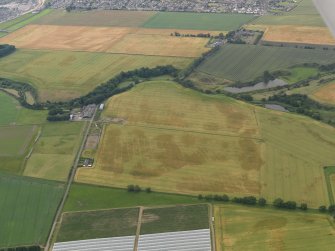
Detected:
left=0, top=91, right=46, bottom=125
left=23, top=122, right=85, bottom=181
left=281, top=66, right=319, bottom=84
left=0, top=9, right=52, bottom=33
left=257, top=109, right=335, bottom=208
left=324, top=166, right=335, bottom=205
left=197, top=44, right=335, bottom=82
left=0, top=173, right=64, bottom=248
left=0, top=125, right=38, bottom=174
left=214, top=205, right=335, bottom=251
left=77, top=81, right=262, bottom=197
left=57, top=208, right=139, bottom=242
left=0, top=92, right=47, bottom=174
left=33, top=9, right=156, bottom=27
left=252, top=0, right=325, bottom=26
left=143, top=12, right=255, bottom=31
left=64, top=183, right=200, bottom=212
left=0, top=125, right=37, bottom=156
left=0, top=49, right=191, bottom=101
left=140, top=204, right=209, bottom=234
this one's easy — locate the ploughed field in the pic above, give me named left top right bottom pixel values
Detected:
left=196, top=44, right=335, bottom=82
left=77, top=80, right=335, bottom=207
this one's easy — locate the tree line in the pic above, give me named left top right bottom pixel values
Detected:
left=0, top=246, right=40, bottom=251
left=0, top=44, right=15, bottom=58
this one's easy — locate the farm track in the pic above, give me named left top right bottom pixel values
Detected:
left=125, top=123, right=263, bottom=141
left=45, top=108, right=97, bottom=251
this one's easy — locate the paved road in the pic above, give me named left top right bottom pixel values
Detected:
left=313, top=0, right=335, bottom=37
left=45, top=108, right=98, bottom=251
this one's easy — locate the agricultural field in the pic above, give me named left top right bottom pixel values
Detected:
left=324, top=166, right=335, bottom=205
left=0, top=90, right=47, bottom=125
left=214, top=205, right=335, bottom=251
left=0, top=91, right=47, bottom=174
left=142, top=12, right=255, bottom=31
left=257, top=109, right=335, bottom=208
left=33, top=9, right=156, bottom=27
left=0, top=49, right=192, bottom=101
left=0, top=25, right=209, bottom=57
left=77, top=80, right=335, bottom=207
left=196, top=44, right=335, bottom=82
left=311, top=82, right=335, bottom=105
left=251, top=0, right=325, bottom=26
left=76, top=81, right=262, bottom=196
left=140, top=204, right=209, bottom=234
left=23, top=122, right=85, bottom=181
left=261, top=25, right=335, bottom=45
left=56, top=208, right=139, bottom=242
left=63, top=183, right=200, bottom=212
left=0, top=173, right=65, bottom=248
left=0, top=125, right=38, bottom=174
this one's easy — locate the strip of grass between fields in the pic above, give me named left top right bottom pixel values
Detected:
left=324, top=166, right=335, bottom=205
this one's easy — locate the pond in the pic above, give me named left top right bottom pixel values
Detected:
left=224, top=79, right=288, bottom=94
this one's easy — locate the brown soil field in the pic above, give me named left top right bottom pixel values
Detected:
left=0, top=25, right=209, bottom=57
left=311, top=82, right=335, bottom=104
left=261, top=25, right=335, bottom=45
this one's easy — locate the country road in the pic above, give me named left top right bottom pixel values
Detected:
left=0, top=0, right=46, bottom=24
left=22, top=0, right=46, bottom=15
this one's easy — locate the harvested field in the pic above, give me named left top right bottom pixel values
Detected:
left=311, top=82, right=335, bottom=105
left=106, top=33, right=209, bottom=57
left=102, top=81, right=259, bottom=136
left=197, top=44, right=335, bottom=82
left=261, top=25, right=335, bottom=45
left=0, top=49, right=191, bottom=101
left=140, top=204, right=209, bottom=234
left=23, top=122, right=85, bottom=181
left=0, top=173, right=64, bottom=248
left=33, top=9, right=156, bottom=27
left=214, top=205, right=335, bottom=251
left=258, top=109, right=335, bottom=207
left=77, top=124, right=262, bottom=195
left=0, top=25, right=209, bottom=57
left=77, top=81, right=262, bottom=196
left=143, top=12, right=255, bottom=31
left=57, top=208, right=139, bottom=242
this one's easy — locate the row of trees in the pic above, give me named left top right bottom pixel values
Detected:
left=127, top=184, right=152, bottom=193
left=198, top=194, right=316, bottom=211
left=198, top=194, right=267, bottom=206
left=0, top=44, right=15, bottom=58
left=0, top=246, right=40, bottom=251
left=319, top=205, right=335, bottom=213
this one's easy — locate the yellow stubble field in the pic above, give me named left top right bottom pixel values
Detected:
left=0, top=25, right=210, bottom=57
